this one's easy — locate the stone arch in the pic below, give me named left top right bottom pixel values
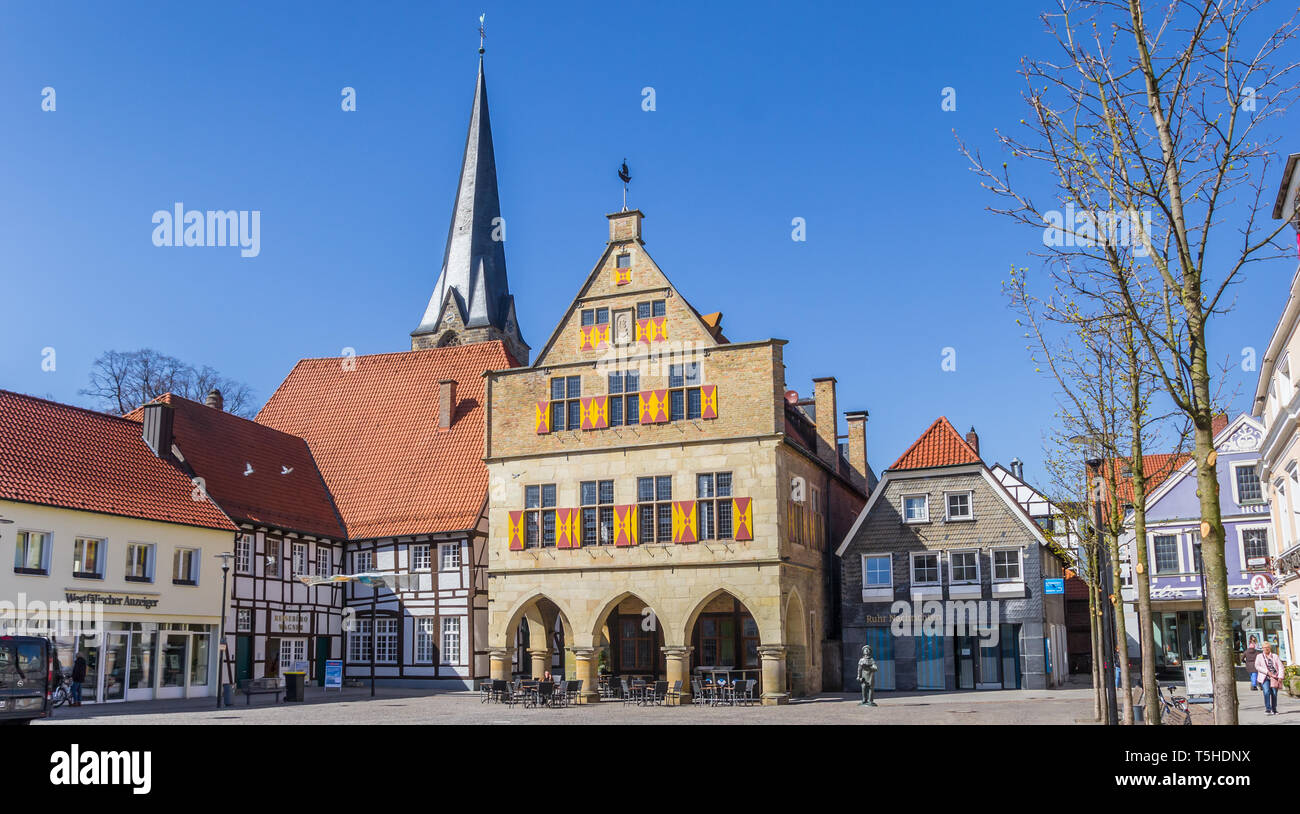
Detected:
left=784, top=588, right=810, bottom=698
left=496, top=591, right=574, bottom=649
left=437, top=330, right=459, bottom=347
left=589, top=589, right=672, bottom=643
left=682, top=584, right=776, bottom=646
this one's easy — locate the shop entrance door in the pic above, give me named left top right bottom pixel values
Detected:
left=102, top=632, right=128, bottom=702
left=316, top=637, right=329, bottom=687
left=956, top=636, right=976, bottom=689
left=235, top=636, right=252, bottom=683
left=156, top=632, right=189, bottom=700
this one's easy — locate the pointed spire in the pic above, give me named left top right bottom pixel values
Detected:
left=412, top=51, right=527, bottom=362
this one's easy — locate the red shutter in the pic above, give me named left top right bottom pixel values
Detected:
left=672, top=501, right=698, bottom=543
left=535, top=400, right=552, bottom=434
left=508, top=511, right=525, bottom=550
left=733, top=498, right=753, bottom=541
left=700, top=385, right=718, bottom=419
left=614, top=505, right=638, bottom=546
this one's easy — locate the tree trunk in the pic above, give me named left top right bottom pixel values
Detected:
left=1108, top=533, right=1135, bottom=723
left=1190, top=411, right=1238, bottom=724
left=1088, top=562, right=1104, bottom=722
left=1130, top=468, right=1159, bottom=724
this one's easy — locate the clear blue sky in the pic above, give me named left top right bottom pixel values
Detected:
left=0, top=1, right=1291, bottom=485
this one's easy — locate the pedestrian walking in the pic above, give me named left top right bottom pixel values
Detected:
left=1244, top=636, right=1261, bottom=691
left=1255, top=642, right=1283, bottom=716
left=70, top=651, right=87, bottom=707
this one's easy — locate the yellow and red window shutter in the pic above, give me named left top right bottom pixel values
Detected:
left=534, top=400, right=552, bottom=434
left=635, top=317, right=668, bottom=345
left=638, top=390, right=670, bottom=424
left=732, top=498, right=753, bottom=541
left=580, top=395, right=609, bottom=430
left=508, top=510, right=525, bottom=550
left=555, top=508, right=579, bottom=549
left=578, top=324, right=610, bottom=352
left=613, top=505, right=638, bottom=546
left=700, top=385, right=718, bottom=419
left=671, top=501, right=698, bottom=543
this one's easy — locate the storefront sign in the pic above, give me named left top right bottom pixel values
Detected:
left=271, top=612, right=307, bottom=633
left=1255, top=600, right=1285, bottom=616
left=63, top=589, right=160, bottom=609
left=1183, top=659, right=1213, bottom=697
left=1044, top=578, right=1064, bottom=595
left=1250, top=573, right=1275, bottom=594
left=324, top=659, right=343, bottom=689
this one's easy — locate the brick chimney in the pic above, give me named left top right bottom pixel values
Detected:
left=438, top=379, right=457, bottom=429
left=844, top=410, right=869, bottom=491
left=966, top=426, right=980, bottom=458
left=607, top=210, right=644, bottom=244
left=205, top=388, right=224, bottom=411
left=812, top=377, right=838, bottom=469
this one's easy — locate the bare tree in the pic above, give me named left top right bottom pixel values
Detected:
left=964, top=0, right=1300, bottom=723
left=81, top=349, right=256, bottom=418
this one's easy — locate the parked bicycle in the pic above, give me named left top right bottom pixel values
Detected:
left=49, top=671, right=71, bottom=709
left=1157, top=684, right=1192, bottom=725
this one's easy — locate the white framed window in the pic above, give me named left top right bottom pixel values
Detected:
left=280, top=638, right=307, bottom=670
left=862, top=554, right=892, bottom=588
left=911, top=552, right=941, bottom=586
left=1239, top=525, right=1272, bottom=572
left=125, top=542, right=154, bottom=582
left=291, top=542, right=308, bottom=576
left=992, top=548, right=1023, bottom=582
left=442, top=617, right=462, bottom=664
left=265, top=539, right=281, bottom=577
left=1232, top=462, right=1264, bottom=505
left=415, top=618, right=436, bottom=663
left=236, top=608, right=252, bottom=632
left=316, top=547, right=332, bottom=578
left=172, top=547, right=199, bottom=585
left=944, top=491, right=974, bottom=521
left=374, top=618, right=398, bottom=664
left=348, top=619, right=372, bottom=662
left=412, top=544, right=432, bottom=571
left=440, top=542, right=462, bottom=570
left=72, top=537, right=105, bottom=578
left=902, top=495, right=929, bottom=524
left=355, top=550, right=373, bottom=573
left=949, top=550, right=979, bottom=584
left=13, top=530, right=50, bottom=575
left=235, top=534, right=253, bottom=573
left=1152, top=534, right=1180, bottom=575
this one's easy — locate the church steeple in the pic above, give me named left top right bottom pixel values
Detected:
left=411, top=52, right=528, bottom=364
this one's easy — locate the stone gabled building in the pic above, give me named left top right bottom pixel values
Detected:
left=482, top=207, right=868, bottom=704
left=836, top=417, right=1069, bottom=691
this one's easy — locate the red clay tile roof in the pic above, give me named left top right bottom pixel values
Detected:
left=889, top=417, right=982, bottom=470
left=255, top=342, right=511, bottom=540
left=124, top=395, right=344, bottom=539
left=1095, top=453, right=1190, bottom=507
left=0, top=390, right=236, bottom=532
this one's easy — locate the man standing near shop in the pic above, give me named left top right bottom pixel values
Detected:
left=1255, top=641, right=1283, bottom=717
left=69, top=651, right=87, bottom=707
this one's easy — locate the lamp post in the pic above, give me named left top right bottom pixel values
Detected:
left=214, top=551, right=234, bottom=708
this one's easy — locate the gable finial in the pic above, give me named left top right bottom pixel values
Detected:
left=618, top=158, right=632, bottom=211
left=479, top=12, right=486, bottom=55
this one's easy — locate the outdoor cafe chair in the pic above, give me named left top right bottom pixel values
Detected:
left=651, top=680, right=669, bottom=706
left=491, top=679, right=513, bottom=706
left=566, top=680, right=582, bottom=706
left=620, top=677, right=639, bottom=705
left=736, top=679, right=757, bottom=706
left=691, top=677, right=709, bottom=705
left=479, top=679, right=493, bottom=703
left=665, top=679, right=684, bottom=706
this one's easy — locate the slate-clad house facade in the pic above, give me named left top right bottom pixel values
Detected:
left=837, top=418, right=1069, bottom=691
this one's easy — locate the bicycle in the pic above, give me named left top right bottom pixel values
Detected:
left=1157, top=684, right=1192, bottom=725
left=50, top=673, right=71, bottom=708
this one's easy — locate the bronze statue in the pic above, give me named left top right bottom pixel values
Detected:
left=857, top=645, right=878, bottom=706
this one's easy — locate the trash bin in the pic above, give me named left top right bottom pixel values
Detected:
left=222, top=683, right=234, bottom=706
left=284, top=671, right=306, bottom=702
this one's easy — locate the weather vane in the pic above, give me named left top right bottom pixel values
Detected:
left=618, top=159, right=631, bottom=211
left=479, top=13, right=486, bottom=55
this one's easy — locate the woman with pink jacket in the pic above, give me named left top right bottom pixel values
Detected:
left=1255, top=642, right=1284, bottom=716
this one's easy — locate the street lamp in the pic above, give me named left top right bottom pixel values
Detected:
left=214, top=551, right=235, bottom=708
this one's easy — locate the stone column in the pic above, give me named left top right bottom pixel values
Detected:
left=661, top=646, right=693, bottom=704
left=528, top=648, right=551, bottom=679
left=571, top=647, right=601, bottom=703
left=489, top=648, right=512, bottom=681
left=758, top=645, right=789, bottom=705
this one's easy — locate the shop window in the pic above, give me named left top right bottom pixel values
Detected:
left=581, top=480, right=615, bottom=545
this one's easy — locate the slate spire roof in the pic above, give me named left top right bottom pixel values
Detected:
left=889, top=416, right=983, bottom=470
left=412, top=56, right=525, bottom=352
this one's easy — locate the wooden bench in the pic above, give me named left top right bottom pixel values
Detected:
left=238, top=677, right=283, bottom=705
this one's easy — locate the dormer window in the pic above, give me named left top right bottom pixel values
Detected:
left=616, top=254, right=631, bottom=269
left=903, top=495, right=929, bottom=523
left=945, top=491, right=974, bottom=521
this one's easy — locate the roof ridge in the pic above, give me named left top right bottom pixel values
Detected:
left=0, top=389, right=147, bottom=427
left=290, top=341, right=506, bottom=364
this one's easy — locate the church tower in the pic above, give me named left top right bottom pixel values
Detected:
left=411, top=53, right=529, bottom=365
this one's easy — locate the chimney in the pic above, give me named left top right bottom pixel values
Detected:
left=142, top=402, right=174, bottom=459
left=812, top=377, right=838, bottom=469
left=607, top=209, right=644, bottom=244
left=205, top=388, right=224, bottom=411
left=966, top=426, right=980, bottom=458
left=438, top=379, right=457, bottom=429
left=845, top=410, right=870, bottom=491
left=1010, top=457, right=1024, bottom=480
